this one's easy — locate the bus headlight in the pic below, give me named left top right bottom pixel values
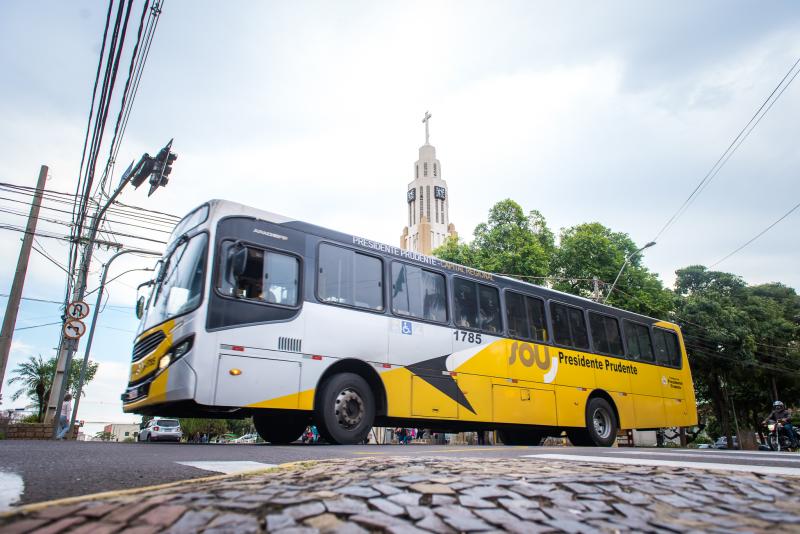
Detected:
left=159, top=336, right=194, bottom=371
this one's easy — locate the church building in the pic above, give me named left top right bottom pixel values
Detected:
left=400, top=112, right=457, bottom=255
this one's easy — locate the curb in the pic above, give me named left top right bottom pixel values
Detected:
left=0, top=459, right=317, bottom=518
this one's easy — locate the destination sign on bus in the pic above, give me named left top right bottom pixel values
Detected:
left=351, top=235, right=494, bottom=281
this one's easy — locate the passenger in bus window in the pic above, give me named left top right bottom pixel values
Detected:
left=454, top=280, right=476, bottom=328
left=478, top=286, right=500, bottom=333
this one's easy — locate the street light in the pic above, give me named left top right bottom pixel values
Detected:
left=602, top=241, right=656, bottom=303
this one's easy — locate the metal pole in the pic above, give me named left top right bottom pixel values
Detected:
left=602, top=241, right=656, bottom=303
left=47, top=172, right=136, bottom=431
left=68, top=249, right=161, bottom=433
left=0, top=165, right=48, bottom=397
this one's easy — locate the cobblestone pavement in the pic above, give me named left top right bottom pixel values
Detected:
left=2, top=456, right=800, bottom=533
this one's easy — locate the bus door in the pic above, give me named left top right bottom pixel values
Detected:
left=653, top=327, right=690, bottom=425
left=624, top=321, right=665, bottom=429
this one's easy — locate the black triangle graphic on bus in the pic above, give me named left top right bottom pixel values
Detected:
left=407, top=355, right=476, bottom=415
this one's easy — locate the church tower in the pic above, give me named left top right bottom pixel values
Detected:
left=400, top=112, right=457, bottom=255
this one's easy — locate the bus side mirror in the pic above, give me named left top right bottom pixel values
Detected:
left=136, top=296, right=146, bottom=319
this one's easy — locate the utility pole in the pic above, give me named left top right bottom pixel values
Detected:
left=0, top=165, right=48, bottom=397
left=45, top=142, right=175, bottom=433
left=591, top=277, right=601, bottom=301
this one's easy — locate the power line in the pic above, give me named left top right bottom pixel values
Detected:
left=651, top=55, right=800, bottom=243
left=710, top=200, right=800, bottom=268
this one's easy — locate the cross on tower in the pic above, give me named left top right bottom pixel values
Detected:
left=422, top=111, right=432, bottom=145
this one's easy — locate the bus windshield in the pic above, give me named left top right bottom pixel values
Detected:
left=142, top=232, right=208, bottom=331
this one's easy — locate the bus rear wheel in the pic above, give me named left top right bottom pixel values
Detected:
left=570, top=397, right=618, bottom=447
left=253, top=414, right=307, bottom=444
left=315, top=372, right=375, bottom=445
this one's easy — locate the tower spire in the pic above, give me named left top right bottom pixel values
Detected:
left=422, top=111, right=431, bottom=145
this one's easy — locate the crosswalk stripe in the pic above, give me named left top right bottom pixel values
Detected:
left=606, top=450, right=800, bottom=463
left=176, top=461, right=277, bottom=474
left=523, top=453, right=800, bottom=477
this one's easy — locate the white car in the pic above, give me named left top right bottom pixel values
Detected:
left=232, top=433, right=258, bottom=444
left=138, top=418, right=182, bottom=442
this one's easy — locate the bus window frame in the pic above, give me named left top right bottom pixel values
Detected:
left=213, top=238, right=304, bottom=311
left=314, top=241, right=386, bottom=315
left=587, top=310, right=625, bottom=359
left=451, top=276, right=503, bottom=335
left=652, top=326, right=683, bottom=370
left=548, top=300, right=590, bottom=351
left=503, top=289, right=550, bottom=344
left=389, top=260, right=449, bottom=326
left=622, top=319, right=656, bottom=364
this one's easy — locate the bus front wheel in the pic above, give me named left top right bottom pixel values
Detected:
left=315, top=372, right=375, bottom=445
left=253, top=414, right=307, bottom=444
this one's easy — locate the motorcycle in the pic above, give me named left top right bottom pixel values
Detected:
left=764, top=421, right=796, bottom=452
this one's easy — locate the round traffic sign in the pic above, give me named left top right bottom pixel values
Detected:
left=67, top=301, right=90, bottom=320
left=64, top=319, right=87, bottom=339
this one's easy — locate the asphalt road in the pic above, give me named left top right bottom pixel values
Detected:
left=1, top=441, right=799, bottom=507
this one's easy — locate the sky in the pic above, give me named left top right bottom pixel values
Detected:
left=1, top=1, right=799, bottom=436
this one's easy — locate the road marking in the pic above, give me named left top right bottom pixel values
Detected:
left=176, top=461, right=277, bottom=474
left=606, top=450, right=800, bottom=463
left=524, top=453, right=800, bottom=477
left=0, top=472, right=24, bottom=512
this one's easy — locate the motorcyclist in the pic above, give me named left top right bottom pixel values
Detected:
left=763, top=400, right=798, bottom=448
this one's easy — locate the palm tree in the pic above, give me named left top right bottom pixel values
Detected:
left=8, top=355, right=51, bottom=422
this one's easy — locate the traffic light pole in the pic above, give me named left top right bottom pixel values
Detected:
left=46, top=140, right=175, bottom=435
left=68, top=248, right=161, bottom=433
left=46, top=171, right=137, bottom=432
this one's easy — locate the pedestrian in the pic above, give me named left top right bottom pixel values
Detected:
left=56, top=393, right=73, bottom=439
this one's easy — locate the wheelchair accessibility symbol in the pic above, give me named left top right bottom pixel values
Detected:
left=401, top=321, right=413, bottom=335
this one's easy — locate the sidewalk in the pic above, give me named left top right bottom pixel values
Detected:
left=2, top=456, right=799, bottom=533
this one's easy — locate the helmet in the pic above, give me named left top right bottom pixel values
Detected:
left=773, top=400, right=784, bottom=408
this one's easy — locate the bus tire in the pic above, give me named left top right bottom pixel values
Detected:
left=584, top=397, right=618, bottom=447
left=253, top=414, right=307, bottom=444
left=315, top=372, right=375, bottom=445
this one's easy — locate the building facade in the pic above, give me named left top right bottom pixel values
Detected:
left=400, top=112, right=456, bottom=255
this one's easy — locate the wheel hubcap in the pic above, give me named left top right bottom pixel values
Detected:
left=593, top=408, right=611, bottom=439
left=335, top=388, right=365, bottom=430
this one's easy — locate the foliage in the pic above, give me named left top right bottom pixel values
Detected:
left=95, top=431, right=115, bottom=441
left=179, top=418, right=229, bottom=440
left=19, top=414, right=40, bottom=424
left=675, top=266, right=800, bottom=447
left=8, top=355, right=99, bottom=422
left=434, top=200, right=554, bottom=280
left=550, top=223, right=672, bottom=317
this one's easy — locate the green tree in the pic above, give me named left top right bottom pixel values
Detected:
left=8, top=355, right=99, bottom=422
left=551, top=223, right=672, bottom=317
left=674, top=266, right=800, bottom=448
left=179, top=418, right=229, bottom=441
left=434, top=199, right=554, bottom=280
left=95, top=430, right=115, bottom=441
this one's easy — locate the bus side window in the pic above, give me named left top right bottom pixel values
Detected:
left=526, top=296, right=548, bottom=342
left=477, top=284, right=501, bottom=333
left=219, top=242, right=299, bottom=306
left=318, top=243, right=383, bottom=311
left=654, top=328, right=681, bottom=368
left=624, top=320, right=654, bottom=362
left=453, top=278, right=477, bottom=329
left=589, top=312, right=624, bottom=357
left=550, top=302, right=572, bottom=346
left=505, top=291, right=530, bottom=339
left=391, top=262, right=447, bottom=322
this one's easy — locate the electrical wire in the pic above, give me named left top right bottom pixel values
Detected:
left=709, top=200, right=800, bottom=268
left=651, top=55, right=800, bottom=243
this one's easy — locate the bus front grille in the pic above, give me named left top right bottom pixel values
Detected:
left=278, top=337, right=302, bottom=353
left=132, top=331, right=167, bottom=362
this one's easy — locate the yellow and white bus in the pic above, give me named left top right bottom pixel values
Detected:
left=124, top=200, right=697, bottom=446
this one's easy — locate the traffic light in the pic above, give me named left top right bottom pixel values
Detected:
left=128, top=154, right=155, bottom=188
left=148, top=139, right=177, bottom=196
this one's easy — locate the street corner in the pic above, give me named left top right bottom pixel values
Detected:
left=2, top=456, right=800, bottom=533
